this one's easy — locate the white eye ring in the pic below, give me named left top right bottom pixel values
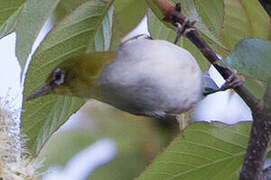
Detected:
left=53, top=68, right=65, bottom=85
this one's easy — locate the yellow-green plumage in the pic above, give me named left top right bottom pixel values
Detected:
left=47, top=52, right=117, bottom=99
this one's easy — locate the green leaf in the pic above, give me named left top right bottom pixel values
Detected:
left=114, top=0, right=146, bottom=37
left=38, top=102, right=171, bottom=179
left=148, top=10, right=210, bottom=71
left=243, top=78, right=266, bottom=99
left=109, top=0, right=147, bottom=50
left=39, top=130, right=99, bottom=171
left=223, top=38, right=271, bottom=82
left=221, top=38, right=271, bottom=98
left=15, top=0, right=61, bottom=74
left=146, top=0, right=271, bottom=57
left=195, top=0, right=224, bottom=38
left=54, top=0, right=89, bottom=23
left=0, top=0, right=25, bottom=39
left=138, top=122, right=251, bottom=180
left=219, top=0, right=270, bottom=50
left=22, top=0, right=114, bottom=156
left=176, top=0, right=227, bottom=55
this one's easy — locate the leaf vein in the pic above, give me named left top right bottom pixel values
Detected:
left=181, top=140, right=233, bottom=156
left=36, top=45, right=87, bottom=71
left=23, top=99, right=57, bottom=131
left=187, top=129, right=247, bottom=149
left=166, top=153, right=244, bottom=180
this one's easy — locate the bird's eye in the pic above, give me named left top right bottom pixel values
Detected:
left=53, top=68, right=65, bottom=85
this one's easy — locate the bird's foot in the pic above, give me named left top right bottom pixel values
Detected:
left=204, top=69, right=244, bottom=96
left=174, top=18, right=196, bottom=44
left=172, top=3, right=196, bottom=44
left=220, top=69, right=244, bottom=91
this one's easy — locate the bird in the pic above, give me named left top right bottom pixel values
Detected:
left=26, top=35, right=208, bottom=126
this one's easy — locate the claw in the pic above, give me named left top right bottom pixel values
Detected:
left=204, top=69, right=244, bottom=96
left=174, top=18, right=196, bottom=44
left=220, top=69, right=244, bottom=90
left=220, top=76, right=244, bottom=91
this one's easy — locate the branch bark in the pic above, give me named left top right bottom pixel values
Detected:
left=259, top=0, right=271, bottom=17
left=240, top=79, right=271, bottom=180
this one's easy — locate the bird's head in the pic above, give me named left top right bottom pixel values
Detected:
left=26, top=59, right=78, bottom=101
left=26, top=52, right=116, bottom=101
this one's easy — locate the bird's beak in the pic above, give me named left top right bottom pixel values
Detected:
left=25, top=84, right=53, bottom=101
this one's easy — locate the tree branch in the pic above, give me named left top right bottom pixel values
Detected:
left=240, top=79, right=271, bottom=180
left=259, top=0, right=271, bottom=17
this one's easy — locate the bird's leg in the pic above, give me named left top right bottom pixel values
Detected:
left=174, top=18, right=196, bottom=44
left=174, top=21, right=187, bottom=44
left=219, top=69, right=244, bottom=90
left=203, top=69, right=244, bottom=96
